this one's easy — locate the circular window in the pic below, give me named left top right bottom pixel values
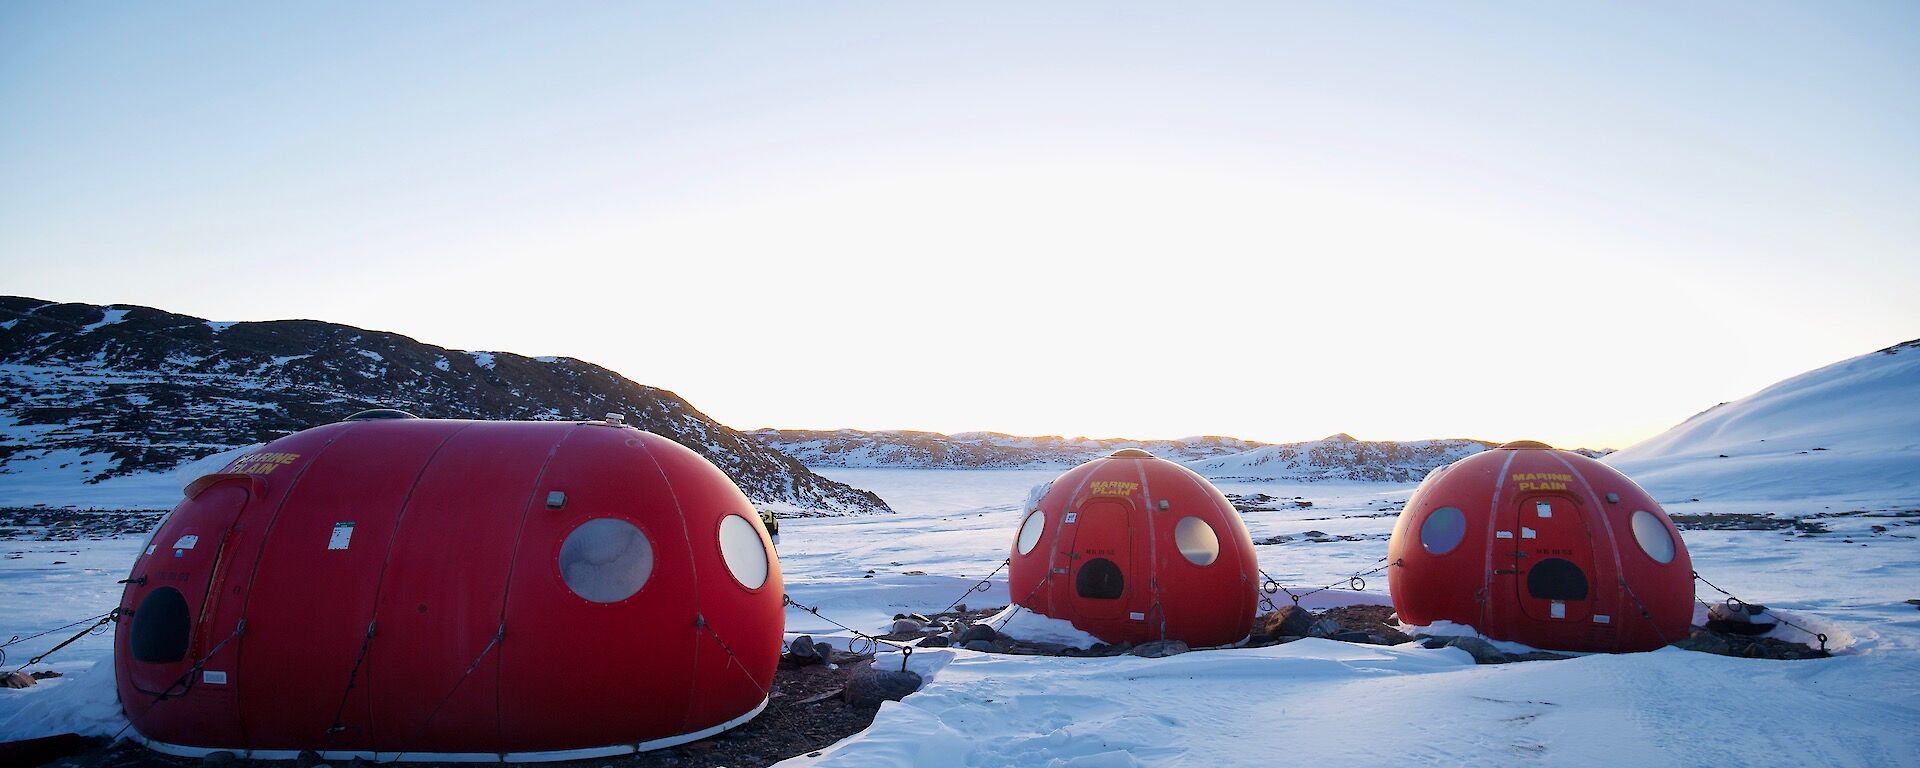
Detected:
left=559, top=518, right=655, bottom=603
left=1016, top=509, right=1047, bottom=555
left=719, top=514, right=770, bottom=589
left=130, top=586, right=191, bottom=663
left=1631, top=510, right=1676, bottom=564
left=1174, top=516, right=1219, bottom=566
left=1421, top=506, right=1467, bottom=555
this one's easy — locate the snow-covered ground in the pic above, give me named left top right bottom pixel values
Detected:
left=4, top=468, right=1917, bottom=764
left=782, top=469, right=1919, bottom=767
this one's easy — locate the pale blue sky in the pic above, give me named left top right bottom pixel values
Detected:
left=4, top=2, right=1916, bottom=448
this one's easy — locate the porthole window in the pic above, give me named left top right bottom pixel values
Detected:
left=1076, top=558, right=1125, bottom=599
left=1421, top=506, right=1467, bottom=555
left=130, top=586, right=191, bottom=663
left=1631, top=510, right=1676, bottom=564
left=719, top=514, right=770, bottom=589
left=1174, top=516, right=1219, bottom=566
left=1016, top=509, right=1046, bottom=555
left=559, top=518, right=655, bottom=603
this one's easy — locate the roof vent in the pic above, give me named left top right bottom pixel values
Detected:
left=1108, top=448, right=1154, bottom=459
left=1497, top=440, right=1554, bottom=450
left=605, top=413, right=626, bottom=426
left=345, top=408, right=419, bottom=421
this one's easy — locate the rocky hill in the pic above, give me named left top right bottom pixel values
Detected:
left=750, top=428, right=1593, bottom=483
left=1180, top=434, right=1497, bottom=483
left=748, top=429, right=1264, bottom=469
left=0, top=297, right=890, bottom=515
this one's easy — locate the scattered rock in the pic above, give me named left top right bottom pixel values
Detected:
left=1316, top=604, right=1412, bottom=645
left=2, top=671, right=36, bottom=689
left=1705, top=602, right=1777, bottom=636
left=1437, top=635, right=1508, bottom=664
left=1676, top=627, right=1828, bottom=660
left=783, top=635, right=836, bottom=666
left=962, top=640, right=995, bottom=652
left=1128, top=640, right=1190, bottom=658
left=294, top=750, right=322, bottom=768
left=957, top=624, right=1001, bottom=644
left=204, top=751, right=239, bottom=765
left=1068, top=642, right=1132, bottom=657
left=1253, top=606, right=1314, bottom=638
left=842, top=663, right=921, bottom=708
left=890, top=618, right=927, bottom=634
left=27, top=670, right=62, bottom=680
left=1307, top=618, right=1342, bottom=638
left=918, top=635, right=951, bottom=648
left=1026, top=641, right=1069, bottom=656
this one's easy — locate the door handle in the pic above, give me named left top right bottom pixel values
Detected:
left=118, top=575, right=147, bottom=586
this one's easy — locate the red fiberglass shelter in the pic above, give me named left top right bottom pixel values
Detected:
left=115, top=413, right=783, bottom=761
left=1387, top=441, right=1692, bottom=652
left=1007, top=449, right=1257, bottom=647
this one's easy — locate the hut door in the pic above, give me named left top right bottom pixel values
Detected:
left=121, top=479, right=251, bottom=695
left=1510, top=494, right=1593, bottom=624
left=1069, top=500, right=1131, bottom=620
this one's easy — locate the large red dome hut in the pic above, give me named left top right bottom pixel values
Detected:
left=115, top=414, right=783, bottom=761
left=1387, top=441, right=1692, bottom=652
left=1006, top=449, right=1257, bottom=647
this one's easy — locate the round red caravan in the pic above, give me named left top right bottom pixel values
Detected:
left=115, top=414, right=783, bottom=761
left=1386, top=441, right=1692, bottom=652
left=1006, top=449, right=1257, bottom=647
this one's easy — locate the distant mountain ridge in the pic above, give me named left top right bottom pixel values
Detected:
left=0, top=296, right=890, bottom=515
left=750, top=428, right=1603, bottom=483
left=748, top=429, right=1264, bottom=468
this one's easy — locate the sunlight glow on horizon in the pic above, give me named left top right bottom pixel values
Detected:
left=3, top=2, right=1915, bottom=452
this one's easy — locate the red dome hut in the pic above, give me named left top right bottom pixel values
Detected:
left=1386, top=441, right=1692, bottom=652
left=1006, top=449, right=1257, bottom=647
left=115, top=414, right=782, bottom=761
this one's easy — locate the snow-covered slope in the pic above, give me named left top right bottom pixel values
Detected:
left=1606, top=339, right=1920, bottom=504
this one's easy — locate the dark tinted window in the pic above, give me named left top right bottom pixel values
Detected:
left=1076, top=558, right=1125, bottom=600
left=130, top=587, right=191, bottom=663
left=1526, top=558, right=1589, bottom=601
